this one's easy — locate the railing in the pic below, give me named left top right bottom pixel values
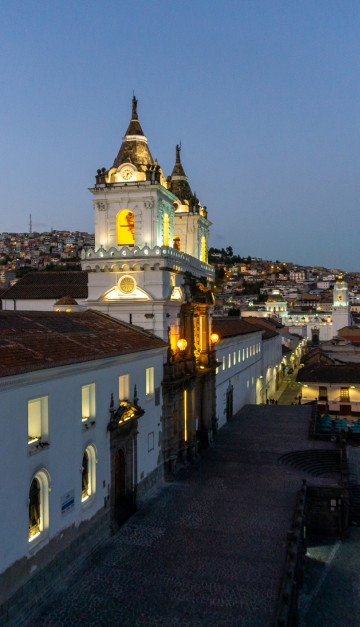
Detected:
left=275, top=480, right=307, bottom=626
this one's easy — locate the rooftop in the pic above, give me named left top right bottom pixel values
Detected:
left=0, top=311, right=166, bottom=378
left=1, top=271, right=88, bottom=300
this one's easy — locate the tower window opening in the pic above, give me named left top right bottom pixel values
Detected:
left=200, top=235, right=206, bottom=262
left=116, top=209, right=135, bottom=246
left=163, top=213, right=169, bottom=246
left=173, top=236, right=180, bottom=251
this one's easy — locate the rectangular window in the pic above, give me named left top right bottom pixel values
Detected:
left=82, top=383, right=96, bottom=421
left=238, top=349, right=241, bottom=362
left=319, top=386, right=327, bottom=401
left=253, top=344, right=255, bottom=355
left=246, top=347, right=249, bottom=359
left=247, top=380, right=249, bottom=389
left=250, top=346, right=252, bottom=357
left=222, top=355, right=225, bottom=371
left=228, top=353, right=231, bottom=368
left=216, top=366, right=219, bottom=375
left=233, top=351, right=236, bottom=365
left=340, top=387, right=350, bottom=402
left=259, top=343, right=261, bottom=352
left=119, top=374, right=130, bottom=401
left=28, top=396, right=48, bottom=443
left=243, top=348, right=245, bottom=360
left=146, top=367, right=154, bottom=399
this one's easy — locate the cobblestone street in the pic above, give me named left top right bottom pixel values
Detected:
left=24, top=405, right=323, bottom=626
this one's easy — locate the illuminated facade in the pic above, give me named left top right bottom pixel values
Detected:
left=82, top=96, right=213, bottom=341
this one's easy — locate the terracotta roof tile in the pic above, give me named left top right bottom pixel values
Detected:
left=212, top=317, right=263, bottom=339
left=1, top=271, right=88, bottom=300
left=0, top=311, right=166, bottom=378
left=297, top=364, right=360, bottom=384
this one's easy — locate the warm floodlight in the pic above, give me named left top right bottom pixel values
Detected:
left=177, top=339, right=187, bottom=351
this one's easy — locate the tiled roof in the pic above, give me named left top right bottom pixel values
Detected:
left=1, top=271, right=88, bottom=300
left=0, top=311, right=166, bottom=378
left=212, top=317, right=263, bottom=339
left=239, top=316, right=280, bottom=339
left=297, top=364, right=360, bottom=384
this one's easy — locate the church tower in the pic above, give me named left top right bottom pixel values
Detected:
left=332, top=280, right=352, bottom=335
left=81, top=96, right=214, bottom=341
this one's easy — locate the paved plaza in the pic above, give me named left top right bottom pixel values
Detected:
left=23, top=405, right=336, bottom=626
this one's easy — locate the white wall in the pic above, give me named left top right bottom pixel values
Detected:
left=0, top=347, right=166, bottom=576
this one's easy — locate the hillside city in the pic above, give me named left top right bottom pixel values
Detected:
left=2, top=230, right=360, bottom=319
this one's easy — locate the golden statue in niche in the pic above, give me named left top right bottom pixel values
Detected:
left=116, top=209, right=135, bottom=245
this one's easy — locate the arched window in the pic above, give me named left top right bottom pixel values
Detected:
left=173, top=236, right=180, bottom=251
left=28, top=469, right=50, bottom=542
left=116, top=210, right=135, bottom=246
left=82, top=444, right=97, bottom=502
left=200, top=236, right=206, bottom=262
left=29, top=478, right=41, bottom=541
left=163, top=213, right=169, bottom=246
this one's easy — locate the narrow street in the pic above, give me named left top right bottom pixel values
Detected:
left=274, top=369, right=302, bottom=406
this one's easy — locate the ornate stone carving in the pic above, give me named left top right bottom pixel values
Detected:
left=96, top=201, right=108, bottom=212
left=144, top=200, right=155, bottom=210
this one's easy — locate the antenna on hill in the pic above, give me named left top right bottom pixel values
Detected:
left=29, top=214, right=32, bottom=234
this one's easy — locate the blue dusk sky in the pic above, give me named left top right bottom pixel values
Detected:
left=1, top=1, right=360, bottom=271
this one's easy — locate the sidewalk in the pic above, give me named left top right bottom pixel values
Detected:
left=272, top=368, right=302, bottom=405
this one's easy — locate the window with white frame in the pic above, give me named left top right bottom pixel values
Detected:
left=146, top=367, right=154, bottom=399
left=28, top=396, right=48, bottom=444
left=82, top=383, right=96, bottom=422
left=81, top=443, right=97, bottom=503
left=119, top=374, right=130, bottom=401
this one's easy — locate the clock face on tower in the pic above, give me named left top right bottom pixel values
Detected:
left=121, top=167, right=134, bottom=181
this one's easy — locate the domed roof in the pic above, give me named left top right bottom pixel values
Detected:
left=54, top=296, right=79, bottom=306
left=169, top=144, right=194, bottom=204
left=112, top=96, right=154, bottom=170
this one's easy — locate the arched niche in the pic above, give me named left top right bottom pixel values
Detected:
left=116, top=209, right=135, bottom=246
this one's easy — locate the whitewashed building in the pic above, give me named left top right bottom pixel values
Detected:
left=0, top=310, right=167, bottom=604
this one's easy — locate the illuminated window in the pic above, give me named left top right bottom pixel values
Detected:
left=81, top=444, right=97, bottom=502
left=228, top=353, right=231, bottom=368
left=216, top=366, right=219, bottom=375
left=233, top=352, right=236, bottom=365
left=82, top=383, right=96, bottom=422
left=200, top=235, right=206, bottom=262
left=28, top=396, right=48, bottom=445
left=247, top=380, right=249, bottom=389
left=243, top=349, right=245, bottom=360
left=28, top=469, right=50, bottom=542
left=163, top=213, right=169, bottom=246
left=116, top=209, right=135, bottom=246
left=146, top=367, right=154, bottom=399
left=222, top=356, right=225, bottom=371
left=119, top=374, right=130, bottom=401
left=173, top=236, right=180, bottom=251
left=246, top=347, right=249, bottom=359
left=238, top=349, right=241, bottom=362
left=250, top=346, right=252, bottom=357
left=340, top=387, right=350, bottom=402
left=253, top=344, right=255, bottom=355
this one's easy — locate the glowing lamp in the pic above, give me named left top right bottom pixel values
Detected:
left=177, top=339, right=187, bottom=351
left=210, top=333, right=219, bottom=345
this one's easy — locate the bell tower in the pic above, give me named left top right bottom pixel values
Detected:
left=332, top=280, right=351, bottom=335
left=82, top=96, right=214, bottom=341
